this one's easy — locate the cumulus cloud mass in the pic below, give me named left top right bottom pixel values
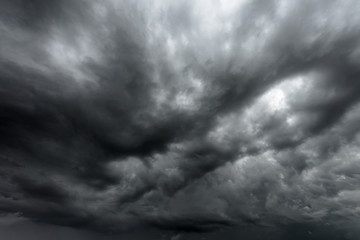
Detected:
left=1, top=0, right=360, bottom=238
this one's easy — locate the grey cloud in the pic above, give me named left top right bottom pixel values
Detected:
left=0, top=212, right=28, bottom=226
left=1, top=0, right=360, bottom=237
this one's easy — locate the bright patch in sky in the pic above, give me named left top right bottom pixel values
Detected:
left=262, top=88, right=287, bottom=111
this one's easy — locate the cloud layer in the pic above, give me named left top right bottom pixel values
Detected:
left=1, top=0, right=360, bottom=235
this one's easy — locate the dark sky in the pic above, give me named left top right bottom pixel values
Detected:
left=1, top=0, right=360, bottom=239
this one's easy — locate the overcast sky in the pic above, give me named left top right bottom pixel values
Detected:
left=1, top=0, right=360, bottom=239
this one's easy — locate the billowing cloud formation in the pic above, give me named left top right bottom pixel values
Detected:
left=1, top=0, right=360, bottom=236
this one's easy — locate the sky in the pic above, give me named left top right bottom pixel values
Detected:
left=1, top=0, right=360, bottom=239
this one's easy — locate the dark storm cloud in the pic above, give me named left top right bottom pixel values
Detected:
left=144, top=212, right=235, bottom=233
left=1, top=0, right=360, bottom=237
